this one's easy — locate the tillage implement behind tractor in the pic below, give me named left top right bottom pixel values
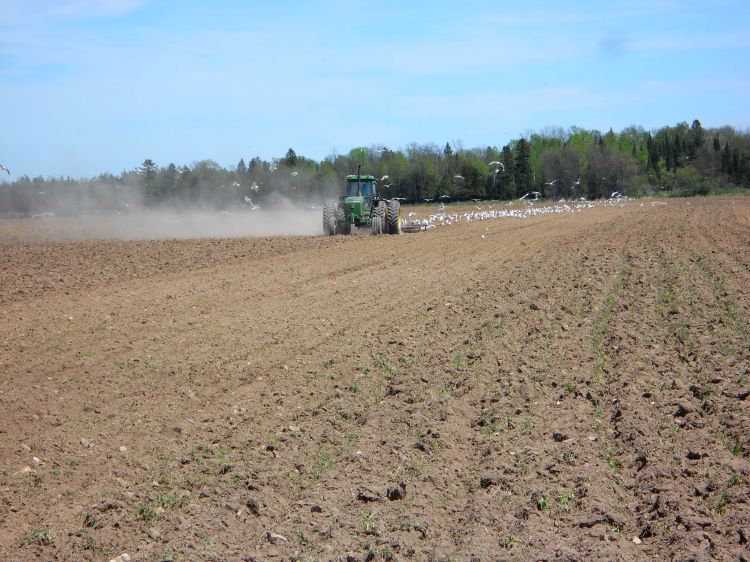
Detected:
left=322, top=171, right=402, bottom=236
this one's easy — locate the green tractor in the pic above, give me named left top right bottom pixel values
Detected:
left=322, top=170, right=402, bottom=236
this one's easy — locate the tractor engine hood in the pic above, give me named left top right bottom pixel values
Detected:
left=344, top=196, right=364, bottom=212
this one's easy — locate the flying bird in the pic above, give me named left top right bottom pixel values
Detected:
left=0, top=164, right=9, bottom=175
left=545, top=179, right=557, bottom=186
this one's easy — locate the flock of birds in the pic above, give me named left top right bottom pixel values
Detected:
left=402, top=194, right=629, bottom=231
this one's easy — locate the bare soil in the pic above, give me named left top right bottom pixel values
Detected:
left=1, top=198, right=748, bottom=561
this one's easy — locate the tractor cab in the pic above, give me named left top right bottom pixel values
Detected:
left=342, top=175, right=377, bottom=226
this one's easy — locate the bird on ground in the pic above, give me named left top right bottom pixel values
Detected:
left=0, top=164, right=9, bottom=175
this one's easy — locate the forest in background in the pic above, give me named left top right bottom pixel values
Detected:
left=2, top=119, right=749, bottom=216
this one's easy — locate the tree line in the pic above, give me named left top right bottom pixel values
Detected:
left=2, top=119, right=749, bottom=216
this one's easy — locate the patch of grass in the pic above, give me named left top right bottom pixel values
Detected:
left=716, top=430, right=746, bottom=457
left=452, top=353, right=466, bottom=370
left=156, top=491, right=190, bottom=510
left=361, top=513, right=379, bottom=535
left=82, top=511, right=101, bottom=529
left=518, top=419, right=533, bottom=435
left=537, top=495, right=549, bottom=511
left=25, top=472, right=43, bottom=490
left=401, top=353, right=416, bottom=366
left=284, top=470, right=302, bottom=487
left=373, top=356, right=392, bottom=375
left=605, top=446, right=623, bottom=469
left=714, top=490, right=729, bottom=514
left=405, top=392, right=423, bottom=404
left=513, top=452, right=530, bottom=475
left=481, top=424, right=505, bottom=437
left=136, top=502, right=162, bottom=522
left=500, top=533, right=516, bottom=550
left=18, top=528, right=52, bottom=547
left=309, top=450, right=334, bottom=481
left=557, top=491, right=573, bottom=509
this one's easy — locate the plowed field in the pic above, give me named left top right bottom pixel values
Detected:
left=1, top=197, right=748, bottom=561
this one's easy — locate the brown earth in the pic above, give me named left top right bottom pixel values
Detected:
left=1, top=197, right=749, bottom=561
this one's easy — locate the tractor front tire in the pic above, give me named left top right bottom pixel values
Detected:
left=335, top=206, right=351, bottom=235
left=386, top=199, right=402, bottom=235
left=323, top=204, right=335, bottom=235
left=372, top=201, right=386, bottom=235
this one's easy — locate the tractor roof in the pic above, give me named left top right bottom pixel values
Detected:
left=345, top=175, right=376, bottom=181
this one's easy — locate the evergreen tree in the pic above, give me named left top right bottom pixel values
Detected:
left=285, top=148, right=297, bottom=167
left=689, top=119, right=704, bottom=158
left=139, top=158, right=159, bottom=203
left=721, top=144, right=731, bottom=174
left=732, top=148, right=740, bottom=180
left=499, top=145, right=515, bottom=199
left=443, top=142, right=453, bottom=157
left=514, top=138, right=532, bottom=196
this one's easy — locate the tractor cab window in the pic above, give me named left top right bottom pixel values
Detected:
left=346, top=180, right=375, bottom=197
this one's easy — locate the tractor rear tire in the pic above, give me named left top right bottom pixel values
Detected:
left=370, top=215, right=382, bottom=235
left=322, top=204, right=335, bottom=235
left=386, top=199, right=402, bottom=235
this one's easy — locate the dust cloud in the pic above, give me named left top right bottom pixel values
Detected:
left=0, top=199, right=324, bottom=243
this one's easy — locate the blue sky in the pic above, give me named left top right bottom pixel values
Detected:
left=1, top=0, right=749, bottom=179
